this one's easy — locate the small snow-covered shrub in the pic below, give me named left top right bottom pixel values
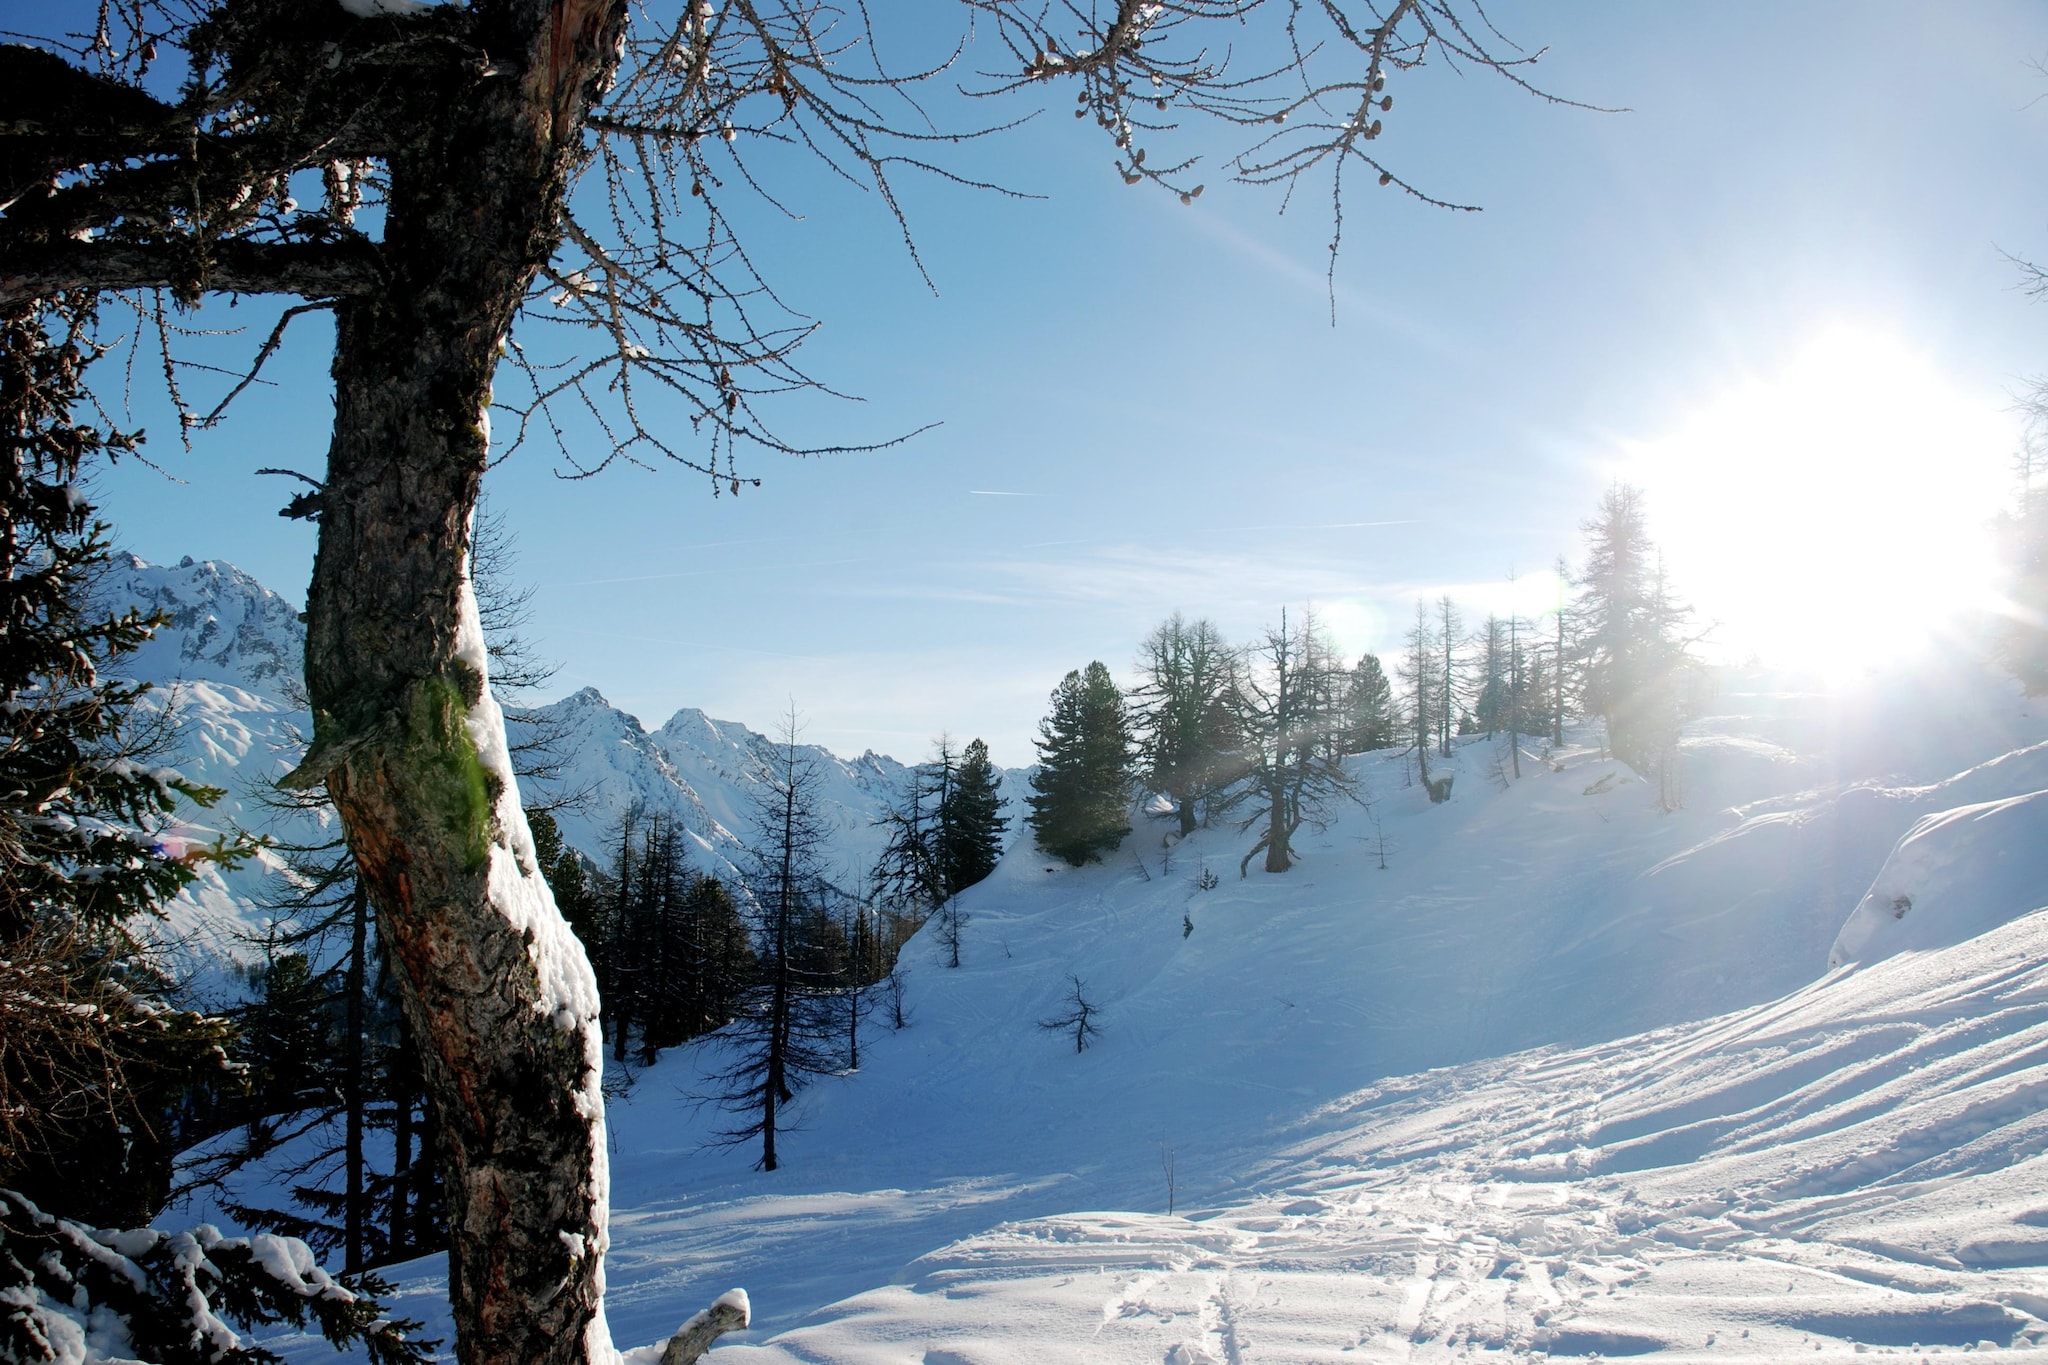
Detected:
left=0, top=1189, right=430, bottom=1365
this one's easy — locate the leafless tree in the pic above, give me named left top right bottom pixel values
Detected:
left=1222, top=606, right=1354, bottom=873
left=1038, top=973, right=1102, bottom=1054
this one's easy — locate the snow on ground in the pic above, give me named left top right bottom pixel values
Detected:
left=279, top=658, right=2048, bottom=1362
left=719, top=904, right=2048, bottom=1362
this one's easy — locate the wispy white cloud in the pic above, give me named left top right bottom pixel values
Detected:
left=1167, top=204, right=1469, bottom=360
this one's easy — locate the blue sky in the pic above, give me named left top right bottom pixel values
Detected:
left=88, top=1, right=2048, bottom=766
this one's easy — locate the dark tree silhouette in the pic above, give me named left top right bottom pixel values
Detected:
left=1038, top=974, right=1103, bottom=1054
left=938, top=738, right=1009, bottom=896
left=713, top=709, right=837, bottom=1172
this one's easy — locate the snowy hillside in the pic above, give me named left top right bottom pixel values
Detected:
left=255, top=654, right=2048, bottom=1363
left=100, top=555, right=321, bottom=969
left=123, top=558, right=2048, bottom=1360
left=699, top=903, right=2048, bottom=1362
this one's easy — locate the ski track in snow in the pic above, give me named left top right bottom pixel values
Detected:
left=122, top=556, right=2048, bottom=1362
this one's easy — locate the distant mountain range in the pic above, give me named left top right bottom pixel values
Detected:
left=102, top=554, right=1018, bottom=979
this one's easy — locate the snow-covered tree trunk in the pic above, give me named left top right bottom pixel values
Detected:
left=274, top=4, right=631, bottom=1359
left=299, top=326, right=615, bottom=1364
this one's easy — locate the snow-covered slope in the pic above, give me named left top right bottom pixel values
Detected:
left=124, top=561, right=2048, bottom=1360
left=1829, top=777, right=2048, bottom=970
left=296, top=658, right=2048, bottom=1363
left=719, top=902, right=2048, bottom=1362
left=99, top=555, right=319, bottom=970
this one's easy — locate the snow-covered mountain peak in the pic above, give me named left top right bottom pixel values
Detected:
left=654, top=705, right=737, bottom=746
left=558, top=684, right=618, bottom=709
left=109, top=551, right=304, bottom=694
left=96, top=555, right=946, bottom=974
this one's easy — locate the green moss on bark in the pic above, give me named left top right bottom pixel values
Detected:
left=405, top=674, right=494, bottom=872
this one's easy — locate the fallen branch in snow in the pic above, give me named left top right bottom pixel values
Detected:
left=658, top=1289, right=750, bottom=1365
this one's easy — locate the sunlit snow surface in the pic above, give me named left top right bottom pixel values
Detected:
left=123, top=556, right=2048, bottom=1360
left=250, top=652, right=2048, bottom=1363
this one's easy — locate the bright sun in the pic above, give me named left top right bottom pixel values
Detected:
left=1624, top=326, right=2015, bottom=680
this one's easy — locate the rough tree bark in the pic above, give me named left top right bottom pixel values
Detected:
left=273, top=7, right=629, bottom=1358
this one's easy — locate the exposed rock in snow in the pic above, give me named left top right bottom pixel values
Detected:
left=110, top=553, right=305, bottom=695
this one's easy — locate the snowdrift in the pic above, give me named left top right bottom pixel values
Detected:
left=1829, top=782, right=2048, bottom=970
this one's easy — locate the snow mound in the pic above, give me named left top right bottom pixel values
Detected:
left=1828, top=786, right=2048, bottom=969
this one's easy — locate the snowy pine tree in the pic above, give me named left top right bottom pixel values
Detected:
left=1027, top=664, right=1136, bottom=866
left=938, top=738, right=1008, bottom=896
left=0, top=297, right=257, bottom=1227
left=1576, top=485, right=1697, bottom=804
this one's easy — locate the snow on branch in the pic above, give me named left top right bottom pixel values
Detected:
left=0, top=1188, right=433, bottom=1364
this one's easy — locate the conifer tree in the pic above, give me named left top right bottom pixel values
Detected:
left=598, top=813, right=644, bottom=1063
left=1027, top=664, right=1136, bottom=866
left=1436, top=595, right=1466, bottom=757
left=716, top=709, right=840, bottom=1171
left=529, top=808, right=598, bottom=958
left=1398, top=600, right=1439, bottom=790
left=1550, top=555, right=1573, bottom=745
left=0, top=297, right=251, bottom=1227
left=938, top=738, right=1008, bottom=895
left=0, top=299, right=422, bottom=1356
left=1342, top=654, right=1396, bottom=753
left=1504, top=605, right=1527, bottom=779
left=1576, top=485, right=1696, bottom=804
left=1474, top=615, right=1509, bottom=738
left=630, top=816, right=694, bottom=1062
left=871, top=760, right=945, bottom=921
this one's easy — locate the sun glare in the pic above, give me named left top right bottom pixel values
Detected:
left=1623, top=327, right=2014, bottom=680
